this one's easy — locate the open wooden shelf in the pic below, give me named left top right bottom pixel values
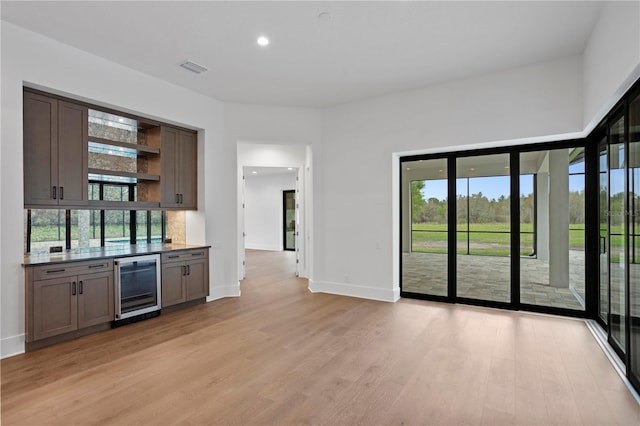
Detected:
left=88, top=136, right=160, bottom=155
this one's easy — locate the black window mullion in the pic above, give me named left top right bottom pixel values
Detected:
left=510, top=153, right=520, bottom=307
left=26, top=209, right=32, bottom=253
left=161, top=210, right=166, bottom=242
left=448, top=156, right=457, bottom=300
left=65, top=209, right=71, bottom=251
left=147, top=211, right=152, bottom=243
left=129, top=184, right=136, bottom=244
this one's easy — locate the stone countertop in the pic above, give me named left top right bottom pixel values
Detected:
left=23, top=243, right=211, bottom=267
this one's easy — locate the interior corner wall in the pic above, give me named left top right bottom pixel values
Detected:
left=316, top=55, right=583, bottom=303
left=0, top=22, right=226, bottom=358
left=244, top=173, right=297, bottom=251
left=583, top=1, right=640, bottom=129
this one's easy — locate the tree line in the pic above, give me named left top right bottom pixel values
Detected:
left=411, top=180, right=586, bottom=224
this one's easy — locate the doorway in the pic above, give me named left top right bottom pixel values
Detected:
left=240, top=166, right=302, bottom=278
left=283, top=190, right=296, bottom=251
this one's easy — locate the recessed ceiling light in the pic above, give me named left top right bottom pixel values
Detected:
left=252, top=171, right=257, bottom=174
left=257, top=36, right=269, bottom=46
left=470, top=168, right=475, bottom=171
left=318, top=12, right=331, bottom=22
left=288, top=167, right=293, bottom=171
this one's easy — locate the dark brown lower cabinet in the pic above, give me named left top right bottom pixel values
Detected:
left=26, top=260, right=114, bottom=342
left=161, top=249, right=209, bottom=308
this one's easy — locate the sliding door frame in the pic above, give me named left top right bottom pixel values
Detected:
left=400, top=138, right=591, bottom=319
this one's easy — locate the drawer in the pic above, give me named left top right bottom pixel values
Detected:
left=161, top=249, right=208, bottom=264
left=32, top=259, right=113, bottom=281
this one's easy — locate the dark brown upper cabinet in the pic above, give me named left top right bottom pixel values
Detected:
left=159, top=126, right=197, bottom=210
left=24, top=92, right=88, bottom=207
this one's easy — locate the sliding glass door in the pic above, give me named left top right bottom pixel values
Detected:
left=609, top=114, right=627, bottom=354
left=401, top=158, right=448, bottom=297
left=629, top=91, right=640, bottom=389
left=519, top=148, right=586, bottom=311
left=456, top=154, right=511, bottom=303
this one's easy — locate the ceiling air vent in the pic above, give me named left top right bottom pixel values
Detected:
left=179, top=60, right=208, bottom=74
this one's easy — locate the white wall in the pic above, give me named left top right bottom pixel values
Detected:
left=244, top=173, right=296, bottom=251
left=315, top=56, right=584, bottom=302
left=583, top=1, right=640, bottom=130
left=0, top=22, right=226, bottom=357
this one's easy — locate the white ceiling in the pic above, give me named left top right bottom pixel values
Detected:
left=2, top=1, right=603, bottom=108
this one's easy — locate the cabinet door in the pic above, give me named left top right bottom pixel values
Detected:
left=185, top=258, right=208, bottom=300
left=161, top=126, right=180, bottom=208
left=57, top=101, right=88, bottom=206
left=33, top=277, right=78, bottom=340
left=178, top=130, right=198, bottom=209
left=161, top=262, right=186, bottom=307
left=23, top=92, right=58, bottom=206
left=77, top=271, right=114, bottom=328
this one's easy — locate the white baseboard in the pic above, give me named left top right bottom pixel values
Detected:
left=1, top=334, right=25, bottom=359
left=308, top=280, right=400, bottom=303
left=207, top=282, right=241, bottom=301
left=245, top=243, right=281, bottom=251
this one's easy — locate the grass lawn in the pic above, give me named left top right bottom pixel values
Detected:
left=411, top=222, right=586, bottom=256
left=31, top=225, right=163, bottom=242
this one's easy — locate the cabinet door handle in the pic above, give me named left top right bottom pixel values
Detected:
left=175, top=193, right=180, bottom=204
left=179, top=194, right=183, bottom=204
left=79, top=281, right=83, bottom=295
left=52, top=186, right=57, bottom=200
left=60, top=186, right=64, bottom=200
left=187, top=265, right=190, bottom=275
left=72, top=281, right=77, bottom=296
left=182, top=265, right=187, bottom=276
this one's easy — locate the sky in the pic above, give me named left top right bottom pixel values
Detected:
left=421, top=173, right=585, bottom=201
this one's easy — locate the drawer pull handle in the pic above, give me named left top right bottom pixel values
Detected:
left=88, top=264, right=105, bottom=269
left=46, top=269, right=66, bottom=274
left=168, top=255, right=179, bottom=259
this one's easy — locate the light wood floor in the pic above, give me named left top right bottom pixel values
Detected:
left=2, top=249, right=639, bottom=425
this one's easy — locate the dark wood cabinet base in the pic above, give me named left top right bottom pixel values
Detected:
left=26, top=322, right=111, bottom=352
